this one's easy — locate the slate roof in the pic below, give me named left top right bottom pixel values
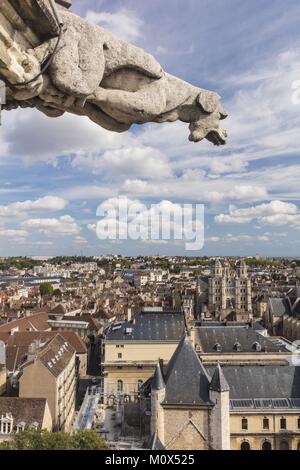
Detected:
left=206, top=365, right=300, bottom=400
left=152, top=363, right=165, bottom=391
left=162, top=334, right=212, bottom=406
left=195, top=326, right=290, bottom=353
left=105, top=313, right=184, bottom=342
left=209, top=364, right=230, bottom=392
left=292, top=298, right=300, bottom=318
left=269, top=298, right=291, bottom=317
left=0, top=397, right=48, bottom=430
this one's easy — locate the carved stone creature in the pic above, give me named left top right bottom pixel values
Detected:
left=6, top=7, right=228, bottom=145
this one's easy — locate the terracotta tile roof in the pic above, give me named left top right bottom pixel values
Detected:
left=6, top=331, right=87, bottom=354
left=36, top=334, right=75, bottom=377
left=0, top=312, right=49, bottom=334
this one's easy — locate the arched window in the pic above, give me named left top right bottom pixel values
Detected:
left=280, top=417, right=287, bottom=430
left=262, top=441, right=272, bottom=451
left=241, top=441, right=251, bottom=451
left=263, top=417, right=269, bottom=430
left=117, top=380, right=123, bottom=393
left=280, top=440, right=289, bottom=451
left=241, top=417, right=248, bottom=430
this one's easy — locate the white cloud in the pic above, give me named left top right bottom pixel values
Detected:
left=0, top=229, right=28, bottom=238
left=71, top=147, right=172, bottom=179
left=215, top=200, right=299, bottom=226
left=0, top=196, right=67, bottom=219
left=85, top=9, right=143, bottom=42
left=22, top=215, right=80, bottom=237
left=74, top=236, right=88, bottom=245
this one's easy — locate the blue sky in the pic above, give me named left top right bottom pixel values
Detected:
left=1, top=0, right=300, bottom=257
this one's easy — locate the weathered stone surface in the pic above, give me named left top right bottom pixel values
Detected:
left=1, top=1, right=228, bottom=145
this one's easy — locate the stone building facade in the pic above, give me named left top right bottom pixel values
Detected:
left=145, top=334, right=300, bottom=451
left=208, top=259, right=252, bottom=320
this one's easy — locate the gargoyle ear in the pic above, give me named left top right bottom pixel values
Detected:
left=197, top=91, right=220, bottom=114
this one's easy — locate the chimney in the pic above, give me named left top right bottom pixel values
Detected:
left=127, top=307, right=132, bottom=322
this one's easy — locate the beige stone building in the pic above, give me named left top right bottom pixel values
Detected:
left=144, top=334, right=300, bottom=451
left=208, top=259, right=252, bottom=321
left=0, top=365, right=6, bottom=396
left=102, top=307, right=184, bottom=403
left=19, top=334, right=76, bottom=431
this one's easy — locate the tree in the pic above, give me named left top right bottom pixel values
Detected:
left=0, top=429, right=110, bottom=450
left=39, top=282, right=54, bottom=298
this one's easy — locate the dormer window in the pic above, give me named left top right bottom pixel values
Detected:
left=17, top=421, right=26, bottom=433
left=30, top=422, right=39, bottom=430
left=195, top=344, right=202, bottom=353
left=253, top=342, right=262, bottom=352
left=0, top=413, right=13, bottom=435
left=214, top=343, right=222, bottom=352
left=234, top=342, right=242, bottom=352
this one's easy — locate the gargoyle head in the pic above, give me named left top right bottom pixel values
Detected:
left=189, top=91, right=228, bottom=145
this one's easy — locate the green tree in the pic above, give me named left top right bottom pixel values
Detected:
left=0, top=429, right=109, bottom=451
left=39, top=282, right=54, bottom=298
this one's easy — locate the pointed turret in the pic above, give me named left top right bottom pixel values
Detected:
left=210, top=363, right=230, bottom=393
left=152, top=362, right=165, bottom=391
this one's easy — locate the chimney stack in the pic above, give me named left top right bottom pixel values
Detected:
left=127, top=307, right=132, bottom=322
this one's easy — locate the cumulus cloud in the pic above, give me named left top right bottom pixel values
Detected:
left=215, top=200, right=299, bottom=226
left=0, top=196, right=67, bottom=219
left=71, top=147, right=172, bottom=179
left=22, top=215, right=80, bottom=237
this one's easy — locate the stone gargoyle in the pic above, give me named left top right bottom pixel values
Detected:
left=4, top=7, right=228, bottom=145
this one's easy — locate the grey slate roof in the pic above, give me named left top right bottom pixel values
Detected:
left=269, top=298, right=291, bottom=317
left=206, top=365, right=300, bottom=399
left=195, top=326, right=289, bottom=353
left=210, top=364, right=230, bottom=392
left=105, top=313, right=184, bottom=342
left=162, top=334, right=212, bottom=406
left=152, top=363, right=165, bottom=390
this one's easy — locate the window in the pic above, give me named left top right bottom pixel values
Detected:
left=263, top=417, right=269, bottom=430
left=262, top=441, right=272, bottom=451
left=118, top=353, right=122, bottom=359
left=117, top=380, right=123, bottom=393
left=297, top=442, right=300, bottom=450
left=241, top=418, right=248, bottom=430
left=280, top=417, right=287, bottom=430
left=298, top=417, right=300, bottom=429
left=241, top=441, right=251, bottom=451
left=280, top=441, right=289, bottom=451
